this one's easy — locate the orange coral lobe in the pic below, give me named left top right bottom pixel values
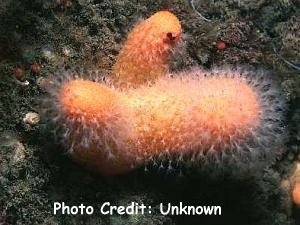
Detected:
left=129, top=76, right=259, bottom=155
left=60, top=80, right=120, bottom=121
left=292, top=184, right=300, bottom=206
left=58, top=75, right=260, bottom=175
left=195, top=78, right=258, bottom=133
left=112, top=11, right=182, bottom=87
left=147, top=11, right=182, bottom=42
left=59, top=80, right=137, bottom=175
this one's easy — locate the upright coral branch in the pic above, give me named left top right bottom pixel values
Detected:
left=112, top=11, right=182, bottom=87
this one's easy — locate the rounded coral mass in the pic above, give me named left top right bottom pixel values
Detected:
left=52, top=67, right=285, bottom=175
left=58, top=79, right=137, bottom=175
left=292, top=184, right=300, bottom=206
left=128, top=74, right=259, bottom=156
left=42, top=11, right=285, bottom=176
left=112, top=11, right=182, bottom=87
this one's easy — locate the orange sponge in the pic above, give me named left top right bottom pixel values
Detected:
left=56, top=68, right=282, bottom=175
left=112, top=11, right=182, bottom=87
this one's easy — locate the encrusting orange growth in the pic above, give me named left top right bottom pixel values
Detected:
left=112, top=11, right=182, bottom=87
left=292, top=184, right=300, bottom=206
left=59, top=74, right=260, bottom=175
left=291, top=163, right=300, bottom=206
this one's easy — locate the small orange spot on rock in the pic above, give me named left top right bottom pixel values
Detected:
left=31, top=63, right=41, bottom=74
left=14, top=67, right=25, bottom=81
left=216, top=41, right=226, bottom=50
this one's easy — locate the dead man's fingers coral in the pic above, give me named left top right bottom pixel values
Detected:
left=57, top=79, right=139, bottom=175
left=112, top=11, right=182, bottom=88
left=47, top=67, right=286, bottom=175
left=290, top=163, right=300, bottom=207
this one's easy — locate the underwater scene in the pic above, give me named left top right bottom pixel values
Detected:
left=0, top=0, right=300, bottom=224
